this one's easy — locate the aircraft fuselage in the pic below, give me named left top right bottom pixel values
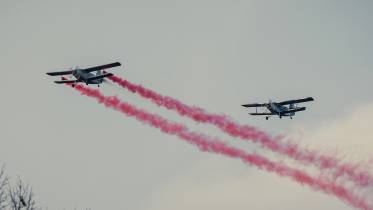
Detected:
left=73, top=69, right=103, bottom=85
left=267, top=103, right=295, bottom=117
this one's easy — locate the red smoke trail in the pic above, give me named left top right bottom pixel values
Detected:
left=107, top=75, right=373, bottom=188
left=69, top=84, right=371, bottom=210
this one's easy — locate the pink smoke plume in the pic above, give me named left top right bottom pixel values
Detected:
left=107, top=75, right=373, bottom=188
left=68, top=83, right=371, bottom=210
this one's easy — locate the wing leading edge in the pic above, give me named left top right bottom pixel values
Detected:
left=278, top=97, right=314, bottom=106
left=82, top=62, right=121, bottom=73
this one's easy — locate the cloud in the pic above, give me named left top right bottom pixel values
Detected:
left=141, top=157, right=351, bottom=210
left=141, top=103, right=373, bottom=210
left=295, top=102, right=373, bottom=165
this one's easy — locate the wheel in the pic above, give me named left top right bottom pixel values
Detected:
left=265, top=116, right=269, bottom=120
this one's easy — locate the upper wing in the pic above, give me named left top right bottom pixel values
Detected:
left=249, top=112, right=275, bottom=116
left=242, top=103, right=268, bottom=108
left=46, top=70, right=74, bottom=76
left=86, top=73, right=114, bottom=81
left=277, top=97, right=314, bottom=106
left=82, top=62, right=121, bottom=73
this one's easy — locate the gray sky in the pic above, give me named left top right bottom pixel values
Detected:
left=1, top=0, right=372, bottom=209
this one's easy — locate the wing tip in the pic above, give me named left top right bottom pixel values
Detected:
left=113, top=62, right=121, bottom=67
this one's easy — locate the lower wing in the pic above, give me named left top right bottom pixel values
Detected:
left=249, top=112, right=276, bottom=116
left=281, top=107, right=306, bottom=114
left=86, top=73, right=113, bottom=82
left=54, top=79, right=79, bottom=84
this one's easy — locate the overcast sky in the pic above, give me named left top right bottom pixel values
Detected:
left=1, top=0, right=372, bottom=209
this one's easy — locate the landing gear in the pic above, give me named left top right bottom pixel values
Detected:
left=72, top=84, right=75, bottom=88
left=290, top=116, right=293, bottom=119
left=279, top=115, right=282, bottom=119
left=265, top=116, right=269, bottom=120
left=98, top=84, right=100, bottom=87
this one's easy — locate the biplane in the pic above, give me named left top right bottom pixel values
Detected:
left=46, top=62, right=121, bottom=87
left=242, top=97, right=314, bottom=120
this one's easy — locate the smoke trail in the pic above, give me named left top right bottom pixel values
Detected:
left=107, top=75, right=373, bottom=188
left=68, top=84, right=371, bottom=210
